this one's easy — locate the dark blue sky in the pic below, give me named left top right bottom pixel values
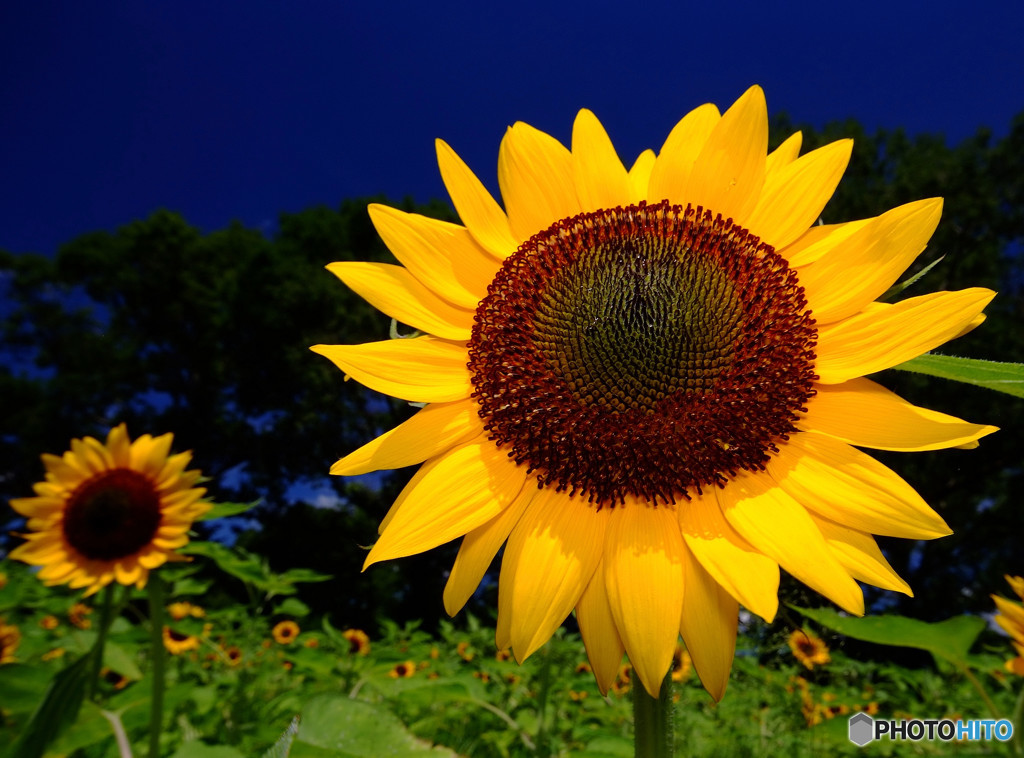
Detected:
left=2, top=1, right=1022, bottom=256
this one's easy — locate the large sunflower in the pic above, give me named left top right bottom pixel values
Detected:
left=9, top=424, right=209, bottom=596
left=313, top=86, right=996, bottom=699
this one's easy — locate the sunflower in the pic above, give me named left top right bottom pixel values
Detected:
left=272, top=620, right=300, bottom=645
left=342, top=628, right=371, bottom=655
left=991, top=575, right=1024, bottom=675
left=313, top=85, right=997, bottom=699
left=9, top=424, right=209, bottom=596
left=788, top=629, right=831, bottom=670
left=388, top=660, right=417, bottom=678
left=68, top=602, right=93, bottom=630
left=162, top=626, right=201, bottom=655
left=0, top=620, right=21, bottom=665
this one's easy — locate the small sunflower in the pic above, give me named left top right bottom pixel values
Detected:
left=388, top=660, right=416, bottom=678
left=671, top=644, right=693, bottom=682
left=68, top=602, right=93, bottom=630
left=39, top=614, right=59, bottom=631
left=788, top=629, right=831, bottom=670
left=342, top=628, right=371, bottom=655
left=272, top=620, right=300, bottom=645
left=315, top=86, right=997, bottom=699
left=991, top=575, right=1024, bottom=675
left=9, top=424, right=208, bottom=596
left=163, top=626, right=201, bottom=655
left=222, top=645, right=244, bottom=666
left=0, top=620, right=21, bottom=664
left=167, top=601, right=205, bottom=621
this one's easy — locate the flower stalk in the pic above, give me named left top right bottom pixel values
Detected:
left=633, top=673, right=673, bottom=758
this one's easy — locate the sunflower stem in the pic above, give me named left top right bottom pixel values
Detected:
left=87, top=584, right=117, bottom=701
left=633, top=672, right=673, bottom=758
left=147, top=576, right=167, bottom=758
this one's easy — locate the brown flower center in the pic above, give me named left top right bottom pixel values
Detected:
left=468, top=201, right=816, bottom=506
left=63, top=469, right=162, bottom=560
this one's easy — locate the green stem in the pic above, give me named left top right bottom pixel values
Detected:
left=959, top=665, right=1000, bottom=720
left=87, top=585, right=117, bottom=700
left=1010, top=681, right=1024, bottom=757
left=534, top=645, right=553, bottom=757
left=148, top=576, right=167, bottom=758
left=633, top=672, right=673, bottom=758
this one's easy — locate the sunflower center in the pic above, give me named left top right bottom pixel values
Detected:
left=468, top=201, right=817, bottom=506
left=63, top=469, right=162, bottom=561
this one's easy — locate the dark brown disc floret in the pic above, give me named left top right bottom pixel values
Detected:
left=468, top=201, right=817, bottom=506
left=63, top=469, right=163, bottom=560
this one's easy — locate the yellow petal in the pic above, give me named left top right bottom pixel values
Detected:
left=678, top=489, right=779, bottom=622
left=783, top=219, right=873, bottom=267
left=718, top=470, right=864, bottom=615
left=765, top=432, right=951, bottom=539
left=131, top=433, right=173, bottom=478
left=505, top=488, right=608, bottom=661
left=498, top=121, right=579, bottom=243
left=801, top=377, right=998, bottom=451
left=627, top=149, right=656, bottom=203
left=745, top=139, right=852, bottom=251
left=799, top=198, right=943, bottom=324
left=436, top=138, right=519, bottom=260
left=327, top=261, right=475, bottom=341
left=808, top=513, right=913, bottom=596
left=686, top=85, right=767, bottom=225
left=572, top=109, right=631, bottom=212
left=605, top=499, right=685, bottom=697
left=364, top=438, right=529, bottom=567
left=311, top=337, right=472, bottom=403
left=332, top=399, right=483, bottom=476
left=647, top=103, right=720, bottom=204
left=443, top=484, right=535, bottom=616
left=107, top=423, right=132, bottom=467
left=679, top=547, right=739, bottom=702
left=368, top=204, right=495, bottom=309
left=764, top=131, right=802, bottom=175
left=576, top=559, right=625, bottom=695
left=815, top=288, right=996, bottom=384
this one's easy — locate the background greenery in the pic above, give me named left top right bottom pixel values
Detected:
left=2, top=113, right=1022, bottom=640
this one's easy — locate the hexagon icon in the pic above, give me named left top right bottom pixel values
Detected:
left=849, top=712, right=874, bottom=746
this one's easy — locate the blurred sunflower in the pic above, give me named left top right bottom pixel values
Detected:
left=9, top=424, right=208, bottom=596
left=272, top=620, right=300, bottom=645
left=68, top=602, right=93, bottom=630
left=991, top=575, right=1024, bottom=675
left=0, top=620, right=21, bottom=664
left=388, top=661, right=416, bottom=678
left=162, top=626, right=201, bottom=655
left=314, top=85, right=997, bottom=699
left=342, top=628, right=371, bottom=655
left=788, top=629, right=831, bottom=670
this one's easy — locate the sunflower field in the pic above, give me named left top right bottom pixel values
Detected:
left=3, top=91, right=1024, bottom=757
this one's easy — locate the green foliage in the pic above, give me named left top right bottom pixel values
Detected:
left=792, top=606, right=986, bottom=670
left=894, top=353, right=1024, bottom=398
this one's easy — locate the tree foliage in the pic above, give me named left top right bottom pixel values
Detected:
left=2, top=115, right=1022, bottom=631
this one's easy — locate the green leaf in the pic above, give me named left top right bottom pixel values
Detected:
left=103, top=641, right=143, bottom=680
left=792, top=606, right=986, bottom=668
left=0, top=664, right=53, bottom=714
left=878, top=255, right=945, bottom=301
left=169, top=743, right=248, bottom=758
left=6, top=650, right=93, bottom=758
left=196, top=500, right=261, bottom=521
left=279, top=568, right=333, bottom=585
left=291, top=694, right=458, bottom=757
left=892, top=353, right=1024, bottom=398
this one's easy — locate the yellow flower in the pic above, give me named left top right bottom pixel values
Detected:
left=388, top=660, right=416, bottom=678
left=272, top=620, right=300, bottom=645
left=788, top=629, right=831, bottom=670
left=0, top=620, right=21, bottom=664
left=8, top=424, right=208, bottom=596
left=39, top=614, right=60, bottom=631
left=314, top=86, right=997, bottom=699
left=342, top=628, right=371, bottom=655
left=456, top=640, right=474, bottom=661
left=167, top=601, right=205, bottom=621
left=162, top=626, right=201, bottom=655
left=992, top=575, right=1024, bottom=674
left=68, top=602, right=93, bottom=630
left=222, top=645, right=244, bottom=666
left=671, top=644, right=693, bottom=682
